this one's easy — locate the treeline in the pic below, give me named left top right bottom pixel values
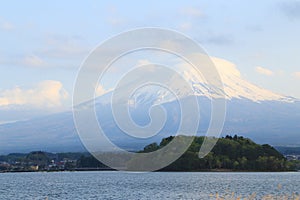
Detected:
left=1, top=135, right=299, bottom=172
left=142, top=135, right=297, bottom=171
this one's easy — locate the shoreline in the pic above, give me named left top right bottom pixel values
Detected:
left=1, top=169, right=298, bottom=174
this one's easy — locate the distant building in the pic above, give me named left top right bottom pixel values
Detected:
left=285, top=155, right=300, bottom=161
left=30, top=165, right=39, bottom=171
left=0, top=162, right=10, bottom=170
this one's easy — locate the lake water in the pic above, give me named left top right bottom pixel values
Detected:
left=0, top=171, right=299, bottom=199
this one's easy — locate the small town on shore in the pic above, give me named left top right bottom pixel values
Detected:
left=0, top=151, right=111, bottom=172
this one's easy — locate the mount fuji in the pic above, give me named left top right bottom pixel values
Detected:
left=0, top=57, right=299, bottom=154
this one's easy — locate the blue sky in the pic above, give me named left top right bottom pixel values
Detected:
left=0, top=0, right=300, bottom=122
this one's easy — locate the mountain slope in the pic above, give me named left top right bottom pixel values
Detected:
left=0, top=57, right=299, bottom=154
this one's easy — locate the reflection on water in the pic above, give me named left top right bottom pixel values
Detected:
left=0, top=171, right=299, bottom=200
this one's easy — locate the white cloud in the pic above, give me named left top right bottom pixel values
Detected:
left=180, top=7, right=204, bottom=17
left=293, top=71, right=300, bottom=78
left=0, top=120, right=18, bottom=125
left=22, top=55, right=47, bottom=67
left=0, top=34, right=89, bottom=69
left=159, top=40, right=182, bottom=52
left=135, top=59, right=157, bottom=72
left=255, top=66, right=274, bottom=76
left=136, top=59, right=151, bottom=66
left=174, top=55, right=288, bottom=101
left=95, top=84, right=112, bottom=96
left=0, top=54, right=49, bottom=69
left=179, top=22, right=192, bottom=31
left=0, top=80, right=68, bottom=108
left=0, top=18, right=14, bottom=31
left=38, top=35, right=90, bottom=60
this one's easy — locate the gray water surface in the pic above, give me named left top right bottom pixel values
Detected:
left=0, top=171, right=299, bottom=199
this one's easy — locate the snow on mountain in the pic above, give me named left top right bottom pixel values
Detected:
left=180, top=57, right=294, bottom=102
left=0, top=56, right=299, bottom=154
left=127, top=57, right=295, bottom=107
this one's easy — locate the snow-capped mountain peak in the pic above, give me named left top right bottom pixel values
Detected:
left=97, top=56, right=295, bottom=108
left=178, top=57, right=294, bottom=103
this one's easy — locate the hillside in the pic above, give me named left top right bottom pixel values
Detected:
left=141, top=135, right=295, bottom=171
left=1, top=57, right=300, bottom=153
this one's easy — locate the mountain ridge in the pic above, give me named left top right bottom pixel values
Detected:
left=0, top=57, right=299, bottom=153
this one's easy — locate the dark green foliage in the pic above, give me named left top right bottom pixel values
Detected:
left=0, top=153, right=27, bottom=163
left=141, top=135, right=293, bottom=171
left=159, top=136, right=175, bottom=147
left=25, top=151, right=50, bottom=168
left=56, top=152, right=90, bottom=161
left=76, top=155, right=107, bottom=168
left=143, top=142, right=159, bottom=153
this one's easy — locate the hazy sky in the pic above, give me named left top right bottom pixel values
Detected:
left=0, top=0, right=300, bottom=122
